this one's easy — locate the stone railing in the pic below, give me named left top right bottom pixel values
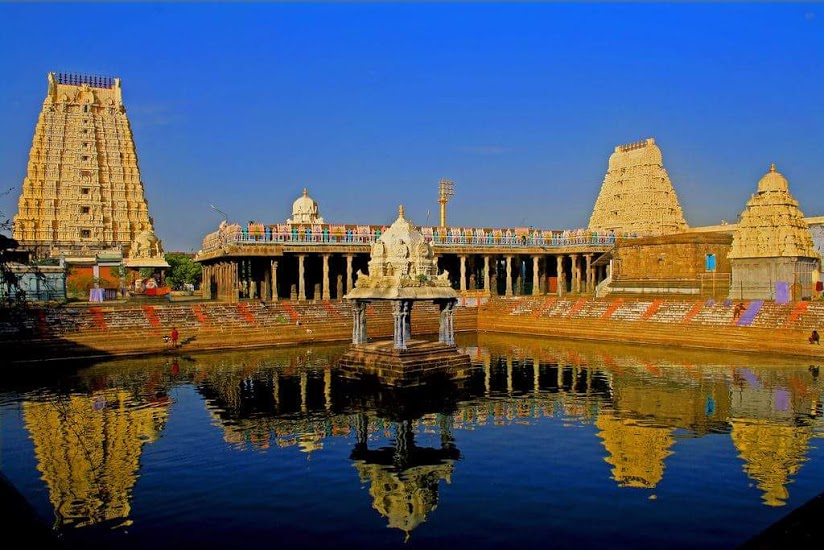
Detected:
left=200, top=223, right=626, bottom=253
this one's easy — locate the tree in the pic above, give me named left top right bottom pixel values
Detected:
left=164, top=253, right=202, bottom=290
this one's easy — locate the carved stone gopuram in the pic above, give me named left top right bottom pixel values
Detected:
left=588, top=138, right=688, bottom=236
left=342, top=206, right=471, bottom=386
left=729, top=164, right=819, bottom=300
left=13, top=72, right=156, bottom=259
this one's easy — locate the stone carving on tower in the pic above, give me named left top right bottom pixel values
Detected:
left=728, top=164, right=819, bottom=300
left=12, top=72, right=156, bottom=259
left=287, top=188, right=325, bottom=225
left=588, top=138, right=688, bottom=236
left=127, top=217, right=166, bottom=268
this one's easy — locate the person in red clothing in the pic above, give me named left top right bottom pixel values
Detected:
left=170, top=327, right=179, bottom=348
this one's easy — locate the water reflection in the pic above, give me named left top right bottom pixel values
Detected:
left=21, top=386, right=169, bottom=530
left=3, top=334, right=823, bottom=545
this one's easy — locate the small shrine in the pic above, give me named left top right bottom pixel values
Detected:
left=341, top=206, right=471, bottom=386
left=124, top=218, right=170, bottom=297
left=728, top=164, right=820, bottom=300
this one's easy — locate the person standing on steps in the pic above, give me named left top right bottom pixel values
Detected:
left=171, top=327, right=179, bottom=349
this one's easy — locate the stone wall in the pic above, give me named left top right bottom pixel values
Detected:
left=613, top=232, right=732, bottom=280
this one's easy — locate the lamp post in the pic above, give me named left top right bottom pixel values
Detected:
left=438, top=179, right=454, bottom=228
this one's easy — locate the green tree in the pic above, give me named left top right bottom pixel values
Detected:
left=165, top=253, right=202, bottom=290
left=0, top=187, right=31, bottom=305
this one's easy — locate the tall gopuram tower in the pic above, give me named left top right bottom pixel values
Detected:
left=13, top=72, right=154, bottom=259
left=588, top=138, right=688, bottom=236
left=728, top=164, right=819, bottom=300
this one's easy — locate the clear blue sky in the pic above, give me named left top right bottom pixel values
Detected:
left=1, top=2, right=822, bottom=252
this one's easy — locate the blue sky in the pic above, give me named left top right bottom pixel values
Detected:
left=1, top=2, right=822, bottom=252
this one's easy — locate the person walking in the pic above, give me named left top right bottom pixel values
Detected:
left=170, top=327, right=179, bottom=349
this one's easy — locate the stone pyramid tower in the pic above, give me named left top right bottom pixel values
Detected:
left=588, top=138, right=688, bottom=236
left=728, top=164, right=817, bottom=259
left=13, top=72, right=153, bottom=259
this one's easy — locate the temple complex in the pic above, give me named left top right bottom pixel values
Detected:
left=728, top=164, right=819, bottom=300
left=588, top=138, right=688, bottom=236
left=5, top=73, right=823, bottom=304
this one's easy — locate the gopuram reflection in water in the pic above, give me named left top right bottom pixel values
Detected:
left=340, top=205, right=472, bottom=386
left=2, top=335, right=823, bottom=549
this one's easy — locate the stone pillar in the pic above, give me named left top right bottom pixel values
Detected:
left=460, top=255, right=467, bottom=292
left=404, top=300, right=412, bottom=341
left=585, top=254, right=593, bottom=293
left=271, top=260, right=279, bottom=302
left=533, top=356, right=540, bottom=394
left=483, top=256, right=491, bottom=295
left=352, top=301, right=368, bottom=344
left=392, top=300, right=408, bottom=350
left=532, top=255, right=540, bottom=296
left=298, top=254, right=306, bottom=302
left=346, top=254, right=354, bottom=294
left=505, top=256, right=513, bottom=297
left=322, top=254, right=331, bottom=300
left=201, top=265, right=210, bottom=299
left=556, top=255, right=565, bottom=296
left=231, top=261, right=239, bottom=303
left=438, top=299, right=456, bottom=346
left=570, top=253, right=579, bottom=293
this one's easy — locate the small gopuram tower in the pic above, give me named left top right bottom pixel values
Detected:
left=13, top=72, right=155, bottom=259
left=728, top=164, right=819, bottom=301
left=342, top=206, right=470, bottom=385
left=588, top=138, right=688, bottom=236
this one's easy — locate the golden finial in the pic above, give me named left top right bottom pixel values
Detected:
left=302, top=187, right=308, bottom=196
left=769, top=163, right=776, bottom=173
left=399, top=204, right=405, bottom=219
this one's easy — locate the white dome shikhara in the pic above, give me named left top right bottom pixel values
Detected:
left=287, top=188, right=325, bottom=225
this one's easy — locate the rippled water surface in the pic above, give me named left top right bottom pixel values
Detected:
left=1, top=333, right=823, bottom=549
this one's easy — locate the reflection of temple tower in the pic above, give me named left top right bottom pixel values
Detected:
left=588, top=138, right=688, bottom=236
left=596, top=412, right=674, bottom=489
left=13, top=72, right=154, bottom=258
left=730, top=419, right=812, bottom=507
left=350, top=414, right=459, bottom=539
left=23, top=390, right=168, bottom=528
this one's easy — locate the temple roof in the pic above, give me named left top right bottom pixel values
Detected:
left=728, top=164, right=819, bottom=259
left=288, top=188, right=325, bottom=225
left=345, top=206, right=457, bottom=301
